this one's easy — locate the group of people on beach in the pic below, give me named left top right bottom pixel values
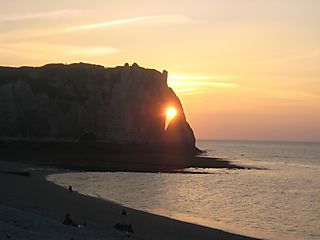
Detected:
left=63, top=185, right=134, bottom=236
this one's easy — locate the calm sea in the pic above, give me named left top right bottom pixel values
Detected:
left=48, top=140, right=320, bottom=240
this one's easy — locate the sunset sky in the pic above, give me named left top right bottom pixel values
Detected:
left=1, top=0, right=319, bottom=141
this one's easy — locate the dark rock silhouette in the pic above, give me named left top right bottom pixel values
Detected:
left=0, top=63, right=200, bottom=154
left=164, top=88, right=196, bottom=150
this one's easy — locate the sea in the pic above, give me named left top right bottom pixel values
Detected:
left=47, top=140, right=320, bottom=240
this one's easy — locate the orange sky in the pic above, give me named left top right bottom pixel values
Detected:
left=1, top=0, right=319, bottom=141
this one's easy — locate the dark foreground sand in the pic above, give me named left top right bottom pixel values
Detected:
left=0, top=160, right=262, bottom=240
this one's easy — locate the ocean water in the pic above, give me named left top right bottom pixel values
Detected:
left=47, top=140, right=320, bottom=240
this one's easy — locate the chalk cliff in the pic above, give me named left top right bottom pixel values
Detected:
left=0, top=63, right=199, bottom=154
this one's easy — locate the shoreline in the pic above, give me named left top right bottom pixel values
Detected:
left=0, top=141, right=261, bottom=173
left=0, top=160, right=263, bottom=240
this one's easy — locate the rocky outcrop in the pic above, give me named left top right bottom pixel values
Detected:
left=0, top=63, right=199, bottom=154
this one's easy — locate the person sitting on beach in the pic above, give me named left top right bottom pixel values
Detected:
left=68, top=185, right=73, bottom=192
left=114, top=209, right=134, bottom=235
left=63, top=213, right=76, bottom=227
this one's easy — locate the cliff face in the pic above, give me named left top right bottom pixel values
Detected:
left=0, top=63, right=198, bottom=153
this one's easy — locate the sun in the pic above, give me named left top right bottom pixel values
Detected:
left=166, top=106, right=177, bottom=121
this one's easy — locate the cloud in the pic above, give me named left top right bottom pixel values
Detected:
left=168, top=74, right=240, bottom=89
left=260, top=88, right=320, bottom=101
left=66, top=14, right=194, bottom=32
left=168, top=75, right=240, bottom=80
left=174, top=88, right=196, bottom=93
left=0, top=42, right=119, bottom=65
left=181, top=81, right=240, bottom=88
left=63, top=45, right=119, bottom=56
left=0, top=9, right=81, bottom=22
left=168, top=74, right=240, bottom=97
left=177, top=90, right=205, bottom=96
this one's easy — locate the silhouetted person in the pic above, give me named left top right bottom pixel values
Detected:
left=114, top=209, right=134, bottom=235
left=68, top=185, right=73, bottom=192
left=63, top=214, right=76, bottom=226
left=121, top=209, right=127, bottom=223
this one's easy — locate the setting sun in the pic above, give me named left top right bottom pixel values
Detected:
left=166, top=106, right=177, bottom=121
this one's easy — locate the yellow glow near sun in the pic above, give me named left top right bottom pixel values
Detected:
left=166, top=106, right=177, bottom=121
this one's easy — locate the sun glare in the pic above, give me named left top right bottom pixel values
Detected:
left=166, top=106, right=177, bottom=121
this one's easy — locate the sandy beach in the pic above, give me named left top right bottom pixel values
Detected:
left=0, top=160, right=262, bottom=240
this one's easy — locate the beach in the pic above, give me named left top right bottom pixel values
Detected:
left=0, top=160, right=260, bottom=240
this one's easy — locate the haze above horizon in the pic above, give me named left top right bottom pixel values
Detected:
left=1, top=0, right=319, bottom=141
